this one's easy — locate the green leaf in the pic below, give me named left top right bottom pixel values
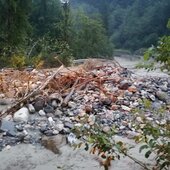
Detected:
left=145, top=150, right=152, bottom=158
left=139, top=145, right=149, bottom=153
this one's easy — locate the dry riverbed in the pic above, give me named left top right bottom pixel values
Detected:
left=0, top=56, right=169, bottom=170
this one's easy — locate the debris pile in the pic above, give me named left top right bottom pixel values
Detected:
left=0, top=59, right=170, bottom=152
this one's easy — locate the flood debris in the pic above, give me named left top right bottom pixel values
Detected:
left=0, top=59, right=169, bottom=153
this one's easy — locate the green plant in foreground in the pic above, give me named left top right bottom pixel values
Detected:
left=72, top=120, right=130, bottom=170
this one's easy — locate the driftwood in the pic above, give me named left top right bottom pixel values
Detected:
left=62, top=78, right=79, bottom=106
left=0, top=65, right=64, bottom=119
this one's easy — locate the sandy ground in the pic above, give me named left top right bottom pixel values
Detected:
left=0, top=136, right=155, bottom=170
left=114, top=56, right=169, bottom=77
left=0, top=56, right=168, bottom=170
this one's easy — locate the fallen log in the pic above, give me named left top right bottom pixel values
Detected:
left=0, top=65, right=64, bottom=119
left=62, top=78, right=79, bottom=106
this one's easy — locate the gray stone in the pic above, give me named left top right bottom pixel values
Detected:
left=54, top=109, right=63, bottom=116
left=0, top=120, right=16, bottom=136
left=156, top=91, right=170, bottom=104
left=34, top=98, right=45, bottom=111
left=51, top=100, right=58, bottom=108
left=118, top=80, right=131, bottom=90
left=152, top=102, right=162, bottom=110
left=54, top=123, right=64, bottom=132
left=68, top=101, right=77, bottom=109
left=127, top=131, right=139, bottom=139
left=41, top=135, right=66, bottom=154
left=48, top=117, right=55, bottom=126
left=49, top=93, right=63, bottom=104
left=13, top=107, right=29, bottom=122
left=64, top=122, right=74, bottom=129
left=44, top=105, right=54, bottom=113
left=52, top=130, right=59, bottom=135
left=102, top=126, right=110, bottom=133
left=28, top=104, right=35, bottom=113
left=121, top=105, right=131, bottom=111
left=38, top=110, right=46, bottom=116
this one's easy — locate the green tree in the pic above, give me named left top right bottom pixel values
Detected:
left=71, top=12, right=114, bottom=59
left=0, top=0, right=32, bottom=54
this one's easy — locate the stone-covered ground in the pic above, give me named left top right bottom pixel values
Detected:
left=0, top=58, right=169, bottom=170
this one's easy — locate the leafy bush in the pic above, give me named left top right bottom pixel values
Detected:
left=10, top=54, right=26, bottom=69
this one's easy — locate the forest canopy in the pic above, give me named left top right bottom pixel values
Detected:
left=0, top=0, right=170, bottom=68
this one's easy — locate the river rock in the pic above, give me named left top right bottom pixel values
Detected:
left=28, top=104, right=35, bottom=113
left=119, top=80, right=131, bottom=90
left=68, top=101, right=77, bottom=109
left=54, top=109, right=63, bottom=117
left=54, top=123, right=64, bottom=132
left=121, top=105, right=131, bottom=111
left=49, top=93, right=63, bottom=104
left=48, top=117, right=55, bottom=126
left=38, top=110, right=46, bottom=116
left=156, top=91, right=170, bottom=104
left=127, top=131, right=140, bottom=139
left=102, top=126, right=110, bottom=133
left=64, top=122, right=74, bottom=129
left=128, top=86, right=137, bottom=93
left=44, top=105, right=54, bottom=113
left=33, top=98, right=45, bottom=111
left=13, top=107, right=29, bottom=122
left=0, top=120, right=16, bottom=136
left=41, top=135, right=66, bottom=154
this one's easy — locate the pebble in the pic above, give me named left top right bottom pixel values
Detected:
left=13, top=107, right=29, bottom=123
left=127, top=131, right=139, bottom=139
left=121, top=105, right=131, bottom=111
left=44, top=105, right=54, bottom=113
left=0, top=120, right=16, bottom=136
left=88, top=115, right=96, bottom=125
left=28, top=104, right=35, bottom=113
left=52, top=130, right=59, bottom=135
left=136, top=117, right=143, bottom=123
left=54, top=109, right=63, bottom=116
left=41, top=135, right=66, bottom=154
left=119, top=80, right=131, bottom=90
left=39, top=110, right=46, bottom=116
left=156, top=91, right=170, bottom=104
left=54, top=123, right=64, bottom=132
left=33, top=98, right=45, bottom=111
left=64, top=122, right=74, bottom=129
left=48, top=117, right=55, bottom=126
left=51, top=100, right=58, bottom=108
left=102, top=126, right=110, bottom=133
left=68, top=101, right=77, bottom=109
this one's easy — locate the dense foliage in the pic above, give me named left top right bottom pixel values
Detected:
left=0, top=0, right=113, bottom=68
left=0, top=0, right=170, bottom=68
left=72, top=0, right=170, bottom=51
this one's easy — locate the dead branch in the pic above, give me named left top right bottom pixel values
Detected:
left=0, top=65, right=64, bottom=119
left=62, top=78, right=79, bottom=106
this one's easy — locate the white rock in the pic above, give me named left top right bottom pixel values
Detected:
left=136, top=117, right=143, bottom=123
left=54, top=123, right=64, bottom=132
left=51, top=100, right=58, bottom=107
left=67, top=133, right=77, bottom=144
left=38, top=110, right=46, bottom=116
left=121, top=105, right=131, bottom=111
left=28, top=104, right=35, bottom=113
left=48, top=117, right=55, bottom=126
left=13, top=107, right=29, bottom=122
left=127, top=131, right=140, bottom=139
left=52, top=130, right=59, bottom=135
